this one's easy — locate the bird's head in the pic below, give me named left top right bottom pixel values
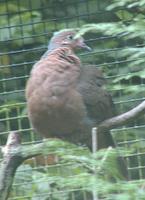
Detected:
left=48, top=29, right=91, bottom=52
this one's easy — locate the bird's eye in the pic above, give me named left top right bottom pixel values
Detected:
left=67, top=35, right=73, bottom=40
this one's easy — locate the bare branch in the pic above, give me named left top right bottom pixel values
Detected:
left=0, top=131, right=23, bottom=200
left=97, top=100, right=145, bottom=132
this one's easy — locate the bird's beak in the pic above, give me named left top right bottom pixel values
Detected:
left=81, top=43, right=92, bottom=51
left=77, top=39, right=92, bottom=51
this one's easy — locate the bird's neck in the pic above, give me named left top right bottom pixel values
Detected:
left=48, top=42, right=61, bottom=51
left=46, top=47, right=81, bottom=66
left=42, top=44, right=75, bottom=59
left=41, top=43, right=61, bottom=59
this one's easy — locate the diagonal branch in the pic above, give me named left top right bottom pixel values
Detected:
left=97, top=100, right=145, bottom=132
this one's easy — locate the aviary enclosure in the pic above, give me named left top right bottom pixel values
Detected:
left=0, top=0, right=145, bottom=199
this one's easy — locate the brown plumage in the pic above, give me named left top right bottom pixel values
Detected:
left=26, top=30, right=127, bottom=177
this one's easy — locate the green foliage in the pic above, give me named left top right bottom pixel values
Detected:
left=107, top=0, right=145, bottom=10
left=10, top=143, right=145, bottom=200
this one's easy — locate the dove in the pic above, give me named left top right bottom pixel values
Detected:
left=26, top=29, right=127, bottom=177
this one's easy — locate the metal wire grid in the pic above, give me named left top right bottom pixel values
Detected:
left=0, top=0, right=145, bottom=199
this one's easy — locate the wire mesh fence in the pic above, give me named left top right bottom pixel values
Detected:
left=0, top=0, right=145, bottom=199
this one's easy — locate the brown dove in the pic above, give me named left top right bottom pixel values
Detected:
left=26, top=29, right=127, bottom=177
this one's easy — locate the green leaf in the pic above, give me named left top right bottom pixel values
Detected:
left=116, top=10, right=134, bottom=21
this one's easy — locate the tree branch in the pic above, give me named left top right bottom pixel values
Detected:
left=0, top=132, right=70, bottom=200
left=0, top=131, right=23, bottom=200
left=0, top=100, right=145, bottom=199
left=97, top=100, right=145, bottom=132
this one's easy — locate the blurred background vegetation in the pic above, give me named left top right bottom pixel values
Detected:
left=0, top=0, right=145, bottom=199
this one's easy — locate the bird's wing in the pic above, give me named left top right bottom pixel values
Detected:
left=77, top=65, right=116, bottom=124
left=76, top=65, right=116, bottom=149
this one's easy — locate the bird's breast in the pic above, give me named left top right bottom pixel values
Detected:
left=28, top=89, right=87, bottom=137
left=26, top=47, right=88, bottom=137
